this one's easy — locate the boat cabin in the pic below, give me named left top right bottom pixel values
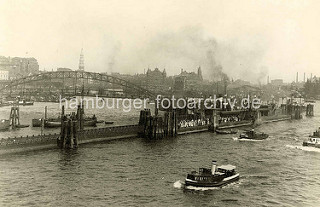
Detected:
left=312, top=128, right=320, bottom=137
left=310, top=138, right=320, bottom=143
left=217, top=165, right=236, bottom=176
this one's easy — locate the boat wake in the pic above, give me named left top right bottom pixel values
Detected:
left=173, top=180, right=184, bottom=189
left=286, top=145, right=320, bottom=153
left=173, top=180, right=219, bottom=191
left=232, top=137, right=264, bottom=142
left=174, top=180, right=241, bottom=191
left=184, top=185, right=219, bottom=191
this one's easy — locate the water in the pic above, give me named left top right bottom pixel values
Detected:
left=0, top=102, right=320, bottom=206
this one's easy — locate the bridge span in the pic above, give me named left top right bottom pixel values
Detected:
left=0, top=71, right=156, bottom=99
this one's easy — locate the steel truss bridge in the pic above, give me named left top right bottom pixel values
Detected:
left=0, top=71, right=155, bottom=99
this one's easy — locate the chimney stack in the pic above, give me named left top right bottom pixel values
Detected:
left=296, top=72, right=298, bottom=83
left=211, top=160, right=217, bottom=175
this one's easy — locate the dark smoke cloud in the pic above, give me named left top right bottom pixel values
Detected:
left=113, top=26, right=267, bottom=83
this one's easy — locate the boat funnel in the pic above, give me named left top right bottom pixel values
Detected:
left=212, top=160, right=217, bottom=175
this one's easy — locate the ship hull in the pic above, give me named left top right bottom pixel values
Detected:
left=185, top=173, right=239, bottom=188
left=303, top=141, right=320, bottom=148
left=239, top=133, right=268, bottom=140
left=216, top=130, right=237, bottom=134
left=44, top=120, right=97, bottom=128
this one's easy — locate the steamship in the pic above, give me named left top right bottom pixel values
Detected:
left=185, top=161, right=239, bottom=188
left=303, top=127, right=320, bottom=148
left=239, top=129, right=268, bottom=140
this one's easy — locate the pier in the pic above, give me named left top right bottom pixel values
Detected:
left=0, top=98, right=314, bottom=154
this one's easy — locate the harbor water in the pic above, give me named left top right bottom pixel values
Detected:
left=0, top=102, right=319, bottom=206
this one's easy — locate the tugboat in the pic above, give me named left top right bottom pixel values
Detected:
left=239, top=129, right=268, bottom=140
left=185, top=161, right=239, bottom=188
left=303, top=127, right=320, bottom=148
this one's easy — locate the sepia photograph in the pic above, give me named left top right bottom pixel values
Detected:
left=0, top=0, right=319, bottom=206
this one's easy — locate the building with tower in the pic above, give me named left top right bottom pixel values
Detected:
left=0, top=56, right=39, bottom=79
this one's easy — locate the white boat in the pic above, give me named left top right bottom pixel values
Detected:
left=303, top=137, right=320, bottom=148
left=303, top=128, right=320, bottom=148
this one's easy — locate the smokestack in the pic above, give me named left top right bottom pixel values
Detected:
left=296, top=72, right=298, bottom=83
left=311, top=73, right=313, bottom=80
left=304, top=73, right=306, bottom=82
left=211, top=160, right=217, bottom=175
left=267, top=76, right=270, bottom=84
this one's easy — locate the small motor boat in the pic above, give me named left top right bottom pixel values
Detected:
left=185, top=161, right=239, bottom=188
left=216, top=129, right=237, bottom=134
left=303, top=137, right=320, bottom=148
left=105, top=121, right=114, bottom=125
left=303, top=127, right=320, bottom=148
left=239, top=129, right=268, bottom=140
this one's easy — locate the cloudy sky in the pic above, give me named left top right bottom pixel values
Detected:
left=0, top=0, right=319, bottom=83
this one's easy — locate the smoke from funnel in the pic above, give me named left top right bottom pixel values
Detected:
left=112, top=26, right=267, bottom=83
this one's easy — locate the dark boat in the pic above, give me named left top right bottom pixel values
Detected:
left=44, top=121, right=61, bottom=128
left=105, top=121, right=114, bottom=125
left=216, top=129, right=237, bottom=134
left=185, top=161, right=239, bottom=188
left=83, top=119, right=97, bottom=127
left=44, top=118, right=97, bottom=128
left=16, top=124, right=29, bottom=128
left=239, top=129, right=268, bottom=140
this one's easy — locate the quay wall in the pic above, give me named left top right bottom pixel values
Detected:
left=0, top=125, right=143, bottom=154
left=0, top=112, right=300, bottom=155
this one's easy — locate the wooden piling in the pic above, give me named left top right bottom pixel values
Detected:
left=44, top=106, right=47, bottom=120
left=65, top=119, right=72, bottom=149
left=9, top=106, right=20, bottom=129
left=73, top=120, right=78, bottom=148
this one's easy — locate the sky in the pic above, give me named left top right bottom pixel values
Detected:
left=0, top=0, right=320, bottom=83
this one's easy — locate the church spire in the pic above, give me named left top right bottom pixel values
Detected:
left=78, top=48, right=84, bottom=71
left=198, top=66, right=203, bottom=80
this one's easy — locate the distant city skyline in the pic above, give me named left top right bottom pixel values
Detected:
left=1, top=0, right=320, bottom=83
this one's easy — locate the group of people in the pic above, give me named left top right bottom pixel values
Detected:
left=218, top=116, right=241, bottom=124
left=178, top=118, right=210, bottom=128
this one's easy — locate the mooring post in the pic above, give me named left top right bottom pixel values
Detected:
left=58, top=104, right=66, bottom=148
left=40, top=118, right=44, bottom=136
left=73, top=119, right=78, bottom=148
left=173, top=110, right=177, bottom=136
left=65, top=119, right=72, bottom=149
left=9, top=106, right=20, bottom=129
left=80, top=105, right=84, bottom=131
left=44, top=106, right=47, bottom=120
